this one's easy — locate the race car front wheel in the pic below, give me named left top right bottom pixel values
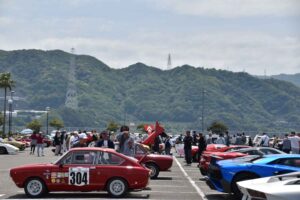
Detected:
left=24, top=178, right=47, bottom=198
left=146, top=163, right=159, bottom=179
left=107, top=178, right=128, bottom=198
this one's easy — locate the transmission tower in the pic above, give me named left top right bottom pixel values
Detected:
left=167, top=53, right=172, bottom=70
left=65, top=48, right=78, bottom=110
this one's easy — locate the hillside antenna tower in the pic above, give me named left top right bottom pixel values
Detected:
left=65, top=48, right=78, bottom=110
left=167, top=53, right=172, bottom=70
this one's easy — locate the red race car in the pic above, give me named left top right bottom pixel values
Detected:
left=199, top=144, right=250, bottom=175
left=10, top=147, right=150, bottom=198
left=134, top=143, right=173, bottom=179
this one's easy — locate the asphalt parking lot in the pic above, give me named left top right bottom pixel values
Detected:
left=0, top=148, right=234, bottom=200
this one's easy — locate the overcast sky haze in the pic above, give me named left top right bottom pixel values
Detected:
left=0, top=0, right=299, bottom=75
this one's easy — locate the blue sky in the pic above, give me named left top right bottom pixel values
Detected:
left=0, top=0, right=299, bottom=75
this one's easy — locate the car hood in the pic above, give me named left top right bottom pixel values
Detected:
left=11, top=163, right=55, bottom=171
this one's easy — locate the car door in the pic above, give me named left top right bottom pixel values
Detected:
left=50, top=150, right=98, bottom=191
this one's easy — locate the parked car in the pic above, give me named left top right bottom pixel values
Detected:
left=208, top=154, right=300, bottom=198
left=0, top=142, right=19, bottom=154
left=199, top=144, right=250, bottom=175
left=3, top=138, right=26, bottom=150
left=10, top=147, right=150, bottom=198
left=43, top=135, right=53, bottom=147
left=134, top=143, right=173, bottom=179
left=238, top=172, right=300, bottom=200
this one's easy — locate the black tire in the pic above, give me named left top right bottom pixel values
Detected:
left=24, top=177, right=47, bottom=198
left=107, top=178, right=128, bottom=198
left=146, top=163, right=160, bottom=179
left=0, top=147, right=8, bottom=154
left=200, top=167, right=207, bottom=176
left=232, top=173, right=259, bottom=198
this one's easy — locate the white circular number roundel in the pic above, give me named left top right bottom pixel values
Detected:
left=68, top=167, right=89, bottom=186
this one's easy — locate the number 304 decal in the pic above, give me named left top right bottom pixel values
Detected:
left=69, top=167, right=89, bottom=186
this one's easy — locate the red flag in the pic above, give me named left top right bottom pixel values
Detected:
left=144, top=124, right=155, bottom=135
left=142, top=121, right=164, bottom=145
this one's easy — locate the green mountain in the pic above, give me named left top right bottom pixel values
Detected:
left=271, top=74, right=300, bottom=87
left=1, top=49, right=300, bottom=132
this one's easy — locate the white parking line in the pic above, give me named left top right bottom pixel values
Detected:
left=174, top=156, right=208, bottom=200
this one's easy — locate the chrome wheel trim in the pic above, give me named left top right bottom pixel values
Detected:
left=109, top=179, right=125, bottom=196
left=27, top=179, right=43, bottom=196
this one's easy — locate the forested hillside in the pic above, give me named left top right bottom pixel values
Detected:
left=0, top=49, right=299, bottom=132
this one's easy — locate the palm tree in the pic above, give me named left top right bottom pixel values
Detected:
left=0, top=73, right=14, bottom=138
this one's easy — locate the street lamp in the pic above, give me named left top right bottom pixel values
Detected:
left=7, top=91, right=14, bottom=135
left=46, top=107, right=50, bottom=135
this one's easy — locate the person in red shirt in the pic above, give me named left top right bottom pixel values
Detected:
left=36, top=132, right=44, bottom=157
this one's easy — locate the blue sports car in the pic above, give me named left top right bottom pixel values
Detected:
left=208, top=154, right=300, bottom=197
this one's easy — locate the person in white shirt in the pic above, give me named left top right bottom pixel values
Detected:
left=289, top=132, right=300, bottom=154
left=260, top=133, right=270, bottom=147
left=215, top=133, right=226, bottom=145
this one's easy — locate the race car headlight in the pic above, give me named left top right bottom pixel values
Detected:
left=247, top=189, right=267, bottom=199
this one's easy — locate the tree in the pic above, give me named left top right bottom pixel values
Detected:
left=106, top=121, right=119, bottom=133
left=137, top=123, right=147, bottom=133
left=207, top=121, right=228, bottom=135
left=27, top=119, right=42, bottom=133
left=49, top=118, right=64, bottom=130
left=0, top=73, right=14, bottom=138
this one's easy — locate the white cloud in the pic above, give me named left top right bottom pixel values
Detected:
left=150, top=0, right=300, bottom=18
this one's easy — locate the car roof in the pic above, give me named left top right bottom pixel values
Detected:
left=69, top=147, right=116, bottom=153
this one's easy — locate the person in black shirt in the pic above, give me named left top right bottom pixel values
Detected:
left=197, top=133, right=206, bottom=162
left=183, top=130, right=193, bottom=165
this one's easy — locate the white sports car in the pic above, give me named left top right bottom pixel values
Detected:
left=0, top=142, right=19, bottom=154
left=238, top=172, right=300, bottom=200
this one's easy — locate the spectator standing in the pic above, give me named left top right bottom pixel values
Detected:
left=235, top=133, right=243, bottom=145
left=206, top=133, right=213, bottom=145
left=54, top=131, right=62, bottom=156
left=117, top=125, right=134, bottom=157
left=260, top=133, right=270, bottom=147
left=248, top=136, right=253, bottom=147
left=225, top=131, right=230, bottom=146
left=30, top=132, right=37, bottom=155
left=197, top=133, right=206, bottom=162
left=152, top=136, right=161, bottom=153
left=183, top=130, right=193, bottom=166
left=36, top=132, right=44, bottom=157
left=192, top=131, right=197, bottom=145
left=289, top=132, right=300, bottom=154
left=96, top=131, right=114, bottom=149
left=231, top=134, right=236, bottom=145
left=164, top=135, right=172, bottom=155
left=241, top=132, right=247, bottom=145
left=282, top=134, right=291, bottom=154
left=215, top=133, right=226, bottom=145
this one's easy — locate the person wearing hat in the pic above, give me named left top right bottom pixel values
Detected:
left=96, top=131, right=114, bottom=149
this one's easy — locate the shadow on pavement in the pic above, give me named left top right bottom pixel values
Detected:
left=205, top=194, right=236, bottom=200
left=154, top=177, right=173, bottom=180
left=6, top=192, right=150, bottom=199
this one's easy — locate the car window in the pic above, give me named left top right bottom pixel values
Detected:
left=260, top=148, right=279, bottom=155
left=61, top=153, right=73, bottom=164
left=71, top=151, right=96, bottom=165
left=96, top=152, right=125, bottom=165
left=275, top=158, right=300, bottom=168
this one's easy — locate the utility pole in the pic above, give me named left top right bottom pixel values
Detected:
left=202, top=88, right=206, bottom=132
